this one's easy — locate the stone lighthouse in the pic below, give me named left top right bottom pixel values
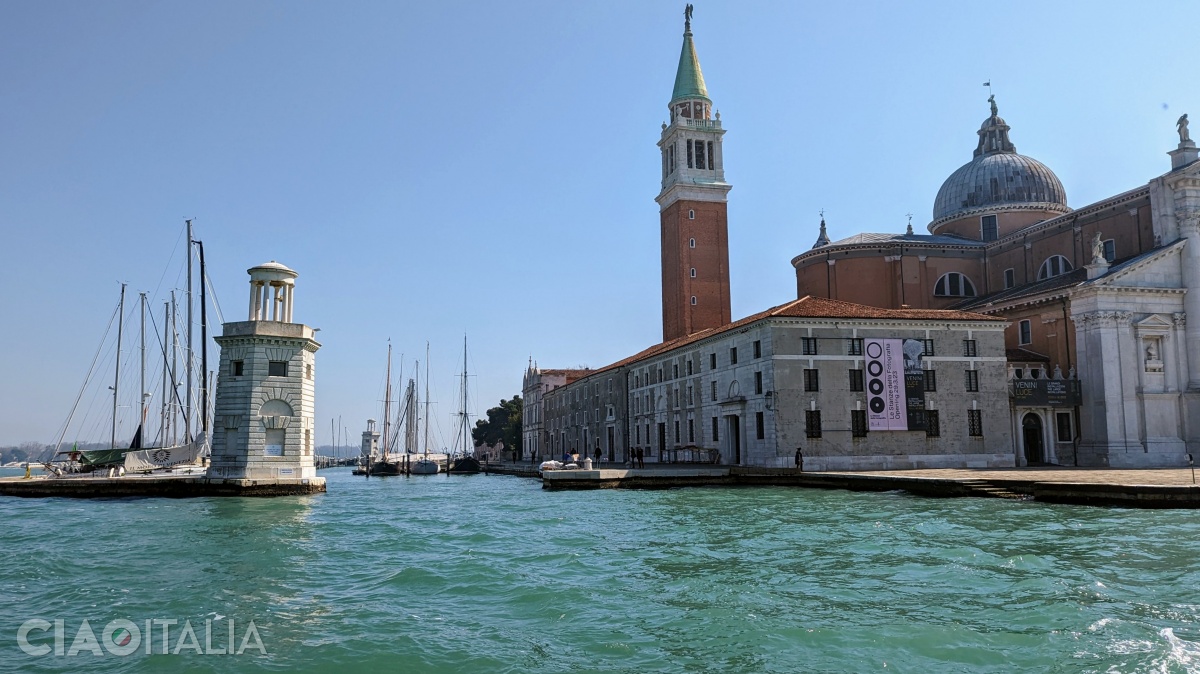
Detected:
left=208, top=261, right=325, bottom=494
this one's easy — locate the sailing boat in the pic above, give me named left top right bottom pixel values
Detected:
left=448, top=335, right=481, bottom=474
left=411, top=343, right=441, bottom=475
left=57, top=221, right=210, bottom=474
left=369, top=344, right=404, bottom=476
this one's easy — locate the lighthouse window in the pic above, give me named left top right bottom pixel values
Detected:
left=268, top=360, right=288, bottom=377
left=231, top=360, right=244, bottom=377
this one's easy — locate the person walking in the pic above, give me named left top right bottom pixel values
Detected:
left=794, top=447, right=804, bottom=472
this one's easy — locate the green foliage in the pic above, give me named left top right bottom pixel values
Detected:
left=472, top=396, right=523, bottom=458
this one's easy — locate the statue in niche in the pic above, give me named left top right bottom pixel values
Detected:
left=1179, top=114, right=1191, bottom=143
left=1145, top=339, right=1159, bottom=361
left=1091, top=231, right=1105, bottom=263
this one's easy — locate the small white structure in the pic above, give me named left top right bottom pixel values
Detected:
left=209, top=261, right=324, bottom=492
left=361, top=419, right=379, bottom=461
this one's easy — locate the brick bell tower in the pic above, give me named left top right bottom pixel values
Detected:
left=656, top=5, right=732, bottom=342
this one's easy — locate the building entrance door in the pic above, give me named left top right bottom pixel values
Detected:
left=1022, top=413, right=1045, bottom=465
left=725, top=415, right=741, bottom=465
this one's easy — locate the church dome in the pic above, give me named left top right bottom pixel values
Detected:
left=931, top=99, right=1069, bottom=227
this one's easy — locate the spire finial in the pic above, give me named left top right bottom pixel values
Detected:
left=812, top=211, right=831, bottom=249
left=906, top=213, right=914, bottom=235
left=684, top=4, right=693, bottom=32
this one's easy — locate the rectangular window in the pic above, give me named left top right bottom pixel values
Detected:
left=711, top=381, right=717, bottom=401
left=1019, top=319, right=1032, bottom=345
left=712, top=417, right=719, bottom=442
left=926, top=410, right=941, bottom=438
left=804, top=369, right=820, bottom=392
left=687, top=139, right=694, bottom=168
left=805, top=410, right=822, bottom=438
left=1056, top=412, right=1073, bottom=442
left=848, top=338, right=863, bottom=356
left=707, top=141, right=714, bottom=171
left=755, top=412, right=765, bottom=440
left=687, top=360, right=694, bottom=375
left=231, top=360, right=244, bottom=376
left=968, top=409, right=983, bottom=437
left=849, top=369, right=864, bottom=392
left=922, top=339, right=935, bottom=357
left=730, top=347, right=738, bottom=365
left=688, top=418, right=695, bottom=443
left=851, top=410, right=868, bottom=437
left=636, top=425, right=641, bottom=443
left=754, top=371, right=763, bottom=395
left=754, top=340, right=762, bottom=358
left=802, top=337, right=818, bottom=355
left=696, top=140, right=706, bottom=169
left=1103, top=239, right=1116, bottom=262
left=1004, top=268, right=1015, bottom=289
left=981, top=214, right=998, bottom=241
left=687, top=386, right=693, bottom=406
left=673, top=363, right=679, bottom=379
left=710, top=353, right=717, bottom=370
left=268, top=360, right=287, bottom=377
left=965, top=369, right=979, bottom=392
left=924, top=370, right=937, bottom=392
left=674, top=420, right=680, bottom=446
left=963, top=339, right=977, bottom=357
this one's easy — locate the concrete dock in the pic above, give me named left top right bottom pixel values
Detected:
left=0, top=472, right=326, bottom=498
left=537, top=465, right=1200, bottom=508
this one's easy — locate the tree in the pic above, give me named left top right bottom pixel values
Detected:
left=472, top=396, right=523, bottom=460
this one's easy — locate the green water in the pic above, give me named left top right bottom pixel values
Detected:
left=2, top=467, right=1199, bottom=673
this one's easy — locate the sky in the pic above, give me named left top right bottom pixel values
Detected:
left=1, top=1, right=1197, bottom=448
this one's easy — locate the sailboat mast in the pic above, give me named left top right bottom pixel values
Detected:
left=383, top=343, right=392, bottom=462
left=422, top=342, right=432, bottom=453
left=185, top=218, right=194, bottom=442
left=195, top=238, right=208, bottom=437
left=461, top=335, right=469, bottom=457
left=169, top=291, right=178, bottom=445
left=162, top=300, right=170, bottom=446
left=112, top=283, right=126, bottom=450
left=140, top=292, right=147, bottom=436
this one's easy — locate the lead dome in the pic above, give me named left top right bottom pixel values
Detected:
left=931, top=99, right=1069, bottom=228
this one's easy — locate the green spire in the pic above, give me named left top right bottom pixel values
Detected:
left=671, top=11, right=709, bottom=104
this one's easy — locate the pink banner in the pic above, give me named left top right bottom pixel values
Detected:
left=865, top=339, right=907, bottom=431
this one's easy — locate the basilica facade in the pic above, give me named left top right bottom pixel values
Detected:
left=792, top=100, right=1200, bottom=467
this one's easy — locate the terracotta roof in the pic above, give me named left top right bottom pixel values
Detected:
left=547, top=296, right=1003, bottom=388
left=538, top=368, right=594, bottom=384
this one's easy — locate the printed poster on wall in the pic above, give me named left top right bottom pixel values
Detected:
left=865, top=338, right=926, bottom=431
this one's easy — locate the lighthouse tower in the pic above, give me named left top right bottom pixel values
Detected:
left=656, top=6, right=732, bottom=342
left=209, top=261, right=324, bottom=494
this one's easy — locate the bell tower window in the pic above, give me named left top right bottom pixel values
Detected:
left=696, top=140, right=706, bottom=169
left=707, top=141, right=714, bottom=170
left=687, top=140, right=694, bottom=168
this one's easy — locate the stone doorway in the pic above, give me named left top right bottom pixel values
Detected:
left=1022, top=413, right=1046, bottom=465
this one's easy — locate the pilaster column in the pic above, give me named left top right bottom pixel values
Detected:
left=1179, top=214, right=1200, bottom=388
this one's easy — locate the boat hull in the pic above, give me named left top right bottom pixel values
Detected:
left=411, top=459, right=440, bottom=475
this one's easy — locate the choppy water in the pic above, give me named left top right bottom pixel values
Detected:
left=2, top=467, right=1200, bottom=673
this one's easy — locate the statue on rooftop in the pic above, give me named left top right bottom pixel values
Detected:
left=988, top=94, right=998, bottom=117
left=684, top=4, right=693, bottom=27
left=1091, top=231, right=1105, bottom=264
left=1179, top=114, right=1191, bottom=143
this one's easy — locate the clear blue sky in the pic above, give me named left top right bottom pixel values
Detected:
left=1, top=1, right=1196, bottom=446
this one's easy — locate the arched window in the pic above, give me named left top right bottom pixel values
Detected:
left=1037, top=255, right=1073, bottom=280
left=933, top=272, right=976, bottom=297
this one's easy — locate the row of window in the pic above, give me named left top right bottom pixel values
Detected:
left=812, top=368, right=978, bottom=393
left=806, top=409, right=982, bottom=438
left=661, top=139, right=718, bottom=177
left=634, top=341, right=767, bottom=389
left=932, top=245, right=1117, bottom=298
left=230, top=359, right=312, bottom=379
left=811, top=338, right=979, bottom=358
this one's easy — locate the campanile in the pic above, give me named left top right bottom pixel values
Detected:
left=656, top=6, right=732, bottom=342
